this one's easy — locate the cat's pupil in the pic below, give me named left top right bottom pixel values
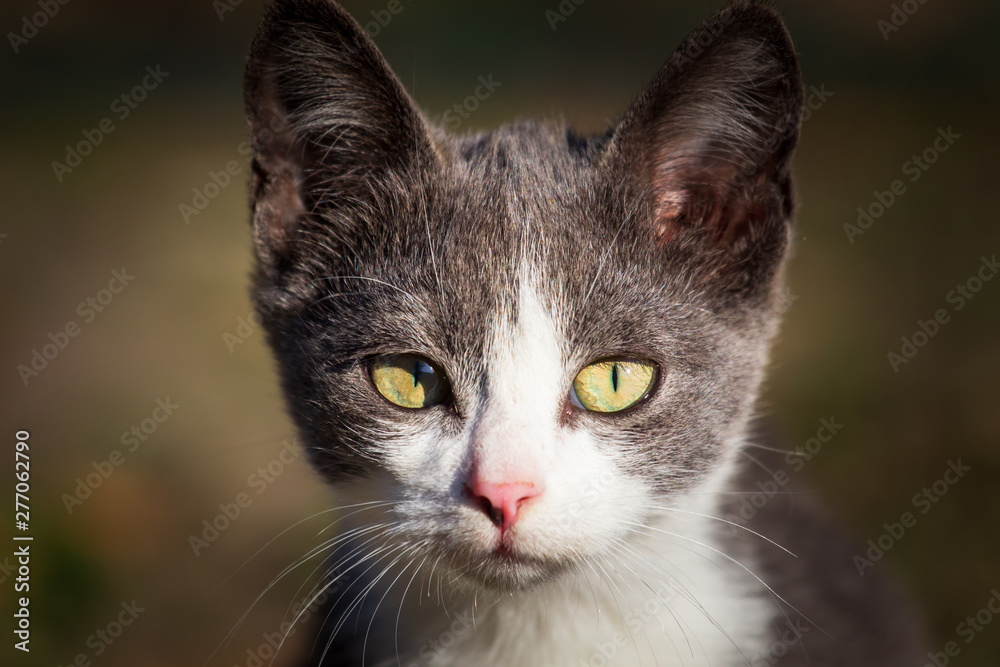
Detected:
left=611, top=363, right=619, bottom=392
left=412, top=361, right=422, bottom=387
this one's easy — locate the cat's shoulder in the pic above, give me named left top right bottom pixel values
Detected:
left=720, top=446, right=928, bottom=666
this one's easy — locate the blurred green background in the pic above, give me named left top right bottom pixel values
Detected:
left=1, top=0, right=998, bottom=664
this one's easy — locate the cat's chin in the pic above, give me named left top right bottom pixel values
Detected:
left=444, top=545, right=577, bottom=594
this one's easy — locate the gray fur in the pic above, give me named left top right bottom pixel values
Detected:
left=242, top=1, right=925, bottom=664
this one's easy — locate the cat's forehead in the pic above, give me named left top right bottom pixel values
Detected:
left=449, top=123, right=592, bottom=217
left=362, top=192, right=691, bottom=376
left=321, top=123, right=705, bottom=376
left=388, top=126, right=589, bottom=331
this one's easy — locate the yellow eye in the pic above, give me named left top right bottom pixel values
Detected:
left=571, top=359, right=657, bottom=413
left=371, top=354, right=448, bottom=409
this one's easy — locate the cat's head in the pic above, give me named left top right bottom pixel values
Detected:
left=244, top=0, right=802, bottom=592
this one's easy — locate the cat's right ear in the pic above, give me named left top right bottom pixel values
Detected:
left=602, top=1, right=803, bottom=298
left=244, top=0, right=439, bottom=281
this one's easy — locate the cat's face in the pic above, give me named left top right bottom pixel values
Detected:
left=244, top=0, right=802, bottom=592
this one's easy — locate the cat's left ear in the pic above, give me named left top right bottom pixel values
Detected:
left=603, top=1, right=803, bottom=291
left=243, top=0, right=439, bottom=281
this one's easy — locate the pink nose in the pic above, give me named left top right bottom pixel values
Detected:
left=467, top=478, right=542, bottom=531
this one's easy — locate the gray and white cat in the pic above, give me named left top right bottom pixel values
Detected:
left=242, top=1, right=925, bottom=664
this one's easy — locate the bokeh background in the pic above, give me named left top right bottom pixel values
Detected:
left=2, top=0, right=998, bottom=664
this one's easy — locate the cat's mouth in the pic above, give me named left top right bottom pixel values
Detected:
left=491, top=542, right=517, bottom=559
left=467, top=553, right=566, bottom=592
left=441, top=534, right=578, bottom=592
left=484, top=540, right=537, bottom=569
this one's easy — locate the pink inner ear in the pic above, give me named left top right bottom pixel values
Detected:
left=650, top=144, right=768, bottom=248
left=249, top=83, right=310, bottom=261
left=271, top=165, right=307, bottom=230
left=251, top=153, right=307, bottom=260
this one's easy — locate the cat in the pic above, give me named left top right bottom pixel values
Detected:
left=242, top=0, right=926, bottom=664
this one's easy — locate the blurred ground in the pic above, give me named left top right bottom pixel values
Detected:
left=1, top=0, right=998, bottom=665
